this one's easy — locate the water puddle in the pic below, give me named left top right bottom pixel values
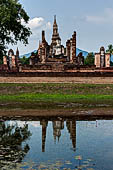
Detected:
left=0, top=117, right=113, bottom=170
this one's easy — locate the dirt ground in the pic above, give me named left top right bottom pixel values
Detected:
left=0, top=77, right=113, bottom=84
left=0, top=108, right=113, bottom=118
left=0, top=77, right=113, bottom=118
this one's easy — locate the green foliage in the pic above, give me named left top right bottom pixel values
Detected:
left=106, top=44, right=113, bottom=55
left=0, top=55, right=3, bottom=64
left=84, top=52, right=94, bottom=65
left=0, top=83, right=113, bottom=109
left=0, top=93, right=113, bottom=104
left=0, top=0, right=32, bottom=55
left=110, top=61, right=113, bottom=66
left=0, top=121, right=31, bottom=168
left=0, top=122, right=31, bottom=145
left=20, top=56, right=29, bottom=65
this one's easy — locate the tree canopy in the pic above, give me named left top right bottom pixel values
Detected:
left=84, top=52, right=94, bottom=65
left=106, top=44, right=113, bottom=66
left=0, top=121, right=31, bottom=168
left=106, top=44, right=113, bottom=55
left=20, top=55, right=29, bottom=65
left=0, top=0, right=31, bottom=55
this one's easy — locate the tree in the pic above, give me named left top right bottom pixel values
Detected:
left=106, top=44, right=113, bottom=66
left=0, top=55, right=3, bottom=64
left=20, top=56, right=29, bottom=65
left=0, top=0, right=32, bottom=55
left=84, top=52, right=94, bottom=65
left=0, top=121, right=32, bottom=168
left=106, top=44, right=113, bottom=55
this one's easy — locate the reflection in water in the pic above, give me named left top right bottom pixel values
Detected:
left=1, top=117, right=113, bottom=170
left=40, top=120, right=48, bottom=152
left=40, top=119, right=76, bottom=152
left=53, top=120, right=64, bottom=142
left=0, top=121, right=31, bottom=169
left=0, top=118, right=77, bottom=167
left=66, top=120, right=76, bottom=151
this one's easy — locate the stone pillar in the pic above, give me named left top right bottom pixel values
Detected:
left=105, top=53, right=110, bottom=67
left=19, top=66, right=22, bottom=72
left=12, top=55, right=16, bottom=67
left=3, top=56, right=7, bottom=65
left=41, top=30, right=47, bottom=63
left=42, top=30, right=45, bottom=42
left=95, top=53, right=100, bottom=67
left=38, top=43, right=42, bottom=61
left=16, top=47, right=19, bottom=67
left=72, top=31, right=76, bottom=63
left=77, top=52, right=83, bottom=65
left=8, top=49, right=14, bottom=69
left=100, top=47, right=105, bottom=67
left=70, top=39, right=73, bottom=63
left=29, top=58, right=33, bottom=66
left=41, top=45, right=46, bottom=63
left=9, top=55, right=12, bottom=69
left=66, top=40, right=70, bottom=60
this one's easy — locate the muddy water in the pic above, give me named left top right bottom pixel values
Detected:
left=1, top=117, right=113, bottom=170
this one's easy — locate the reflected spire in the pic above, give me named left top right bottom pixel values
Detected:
left=66, top=120, right=76, bottom=151
left=53, top=120, right=64, bottom=142
left=40, top=120, right=48, bottom=152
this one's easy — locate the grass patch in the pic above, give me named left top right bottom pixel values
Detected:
left=0, top=93, right=113, bottom=103
left=0, top=83, right=113, bottom=109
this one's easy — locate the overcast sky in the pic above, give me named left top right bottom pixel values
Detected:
left=9, top=0, right=113, bottom=55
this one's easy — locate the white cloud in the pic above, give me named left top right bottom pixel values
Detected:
left=9, top=17, right=52, bottom=54
left=28, top=17, right=51, bottom=31
left=22, top=17, right=51, bottom=40
left=30, top=18, right=51, bottom=41
left=28, top=17, right=44, bottom=30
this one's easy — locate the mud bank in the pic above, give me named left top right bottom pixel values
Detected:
left=0, top=108, right=113, bottom=119
left=0, top=77, right=113, bottom=84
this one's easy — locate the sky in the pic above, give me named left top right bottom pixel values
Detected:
left=9, top=0, right=113, bottom=55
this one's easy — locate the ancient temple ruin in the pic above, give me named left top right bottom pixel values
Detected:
left=95, top=47, right=110, bottom=68
left=29, top=16, right=84, bottom=66
left=3, top=48, right=20, bottom=71
left=2, top=16, right=112, bottom=74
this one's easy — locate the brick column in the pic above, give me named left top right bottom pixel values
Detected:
left=72, top=31, right=76, bottom=63
left=66, top=40, right=70, bottom=60
left=3, top=56, right=7, bottom=65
